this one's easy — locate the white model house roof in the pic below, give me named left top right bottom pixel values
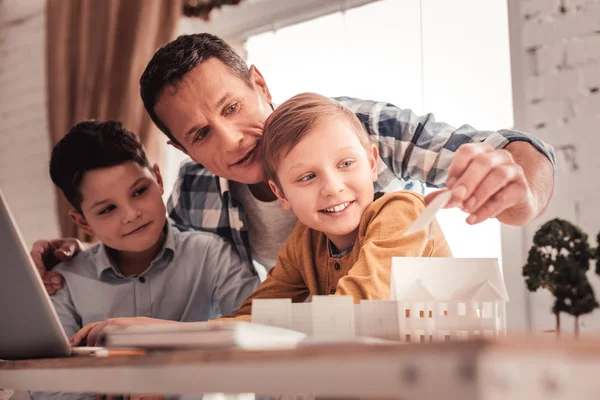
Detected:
left=397, top=279, right=436, bottom=302
left=390, top=258, right=509, bottom=302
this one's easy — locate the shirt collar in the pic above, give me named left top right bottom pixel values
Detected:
left=94, top=222, right=177, bottom=279
left=328, top=239, right=355, bottom=258
left=218, top=176, right=230, bottom=197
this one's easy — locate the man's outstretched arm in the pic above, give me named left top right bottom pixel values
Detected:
left=337, top=97, right=555, bottom=226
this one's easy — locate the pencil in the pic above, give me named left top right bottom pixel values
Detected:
left=94, top=349, right=147, bottom=357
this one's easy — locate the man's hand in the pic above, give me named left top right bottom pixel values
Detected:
left=71, top=317, right=179, bottom=347
left=425, top=142, right=554, bottom=226
left=30, top=238, right=84, bottom=294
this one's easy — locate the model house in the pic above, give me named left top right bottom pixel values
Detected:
left=252, top=258, right=508, bottom=342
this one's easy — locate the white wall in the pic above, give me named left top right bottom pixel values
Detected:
left=0, top=0, right=59, bottom=247
left=509, top=0, right=600, bottom=333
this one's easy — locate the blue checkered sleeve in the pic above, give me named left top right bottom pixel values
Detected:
left=337, top=97, right=556, bottom=188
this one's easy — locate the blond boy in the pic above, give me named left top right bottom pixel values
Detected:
left=219, top=93, right=452, bottom=320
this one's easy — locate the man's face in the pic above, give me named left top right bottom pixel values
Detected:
left=270, top=117, right=378, bottom=251
left=73, top=162, right=167, bottom=252
left=154, top=58, right=273, bottom=184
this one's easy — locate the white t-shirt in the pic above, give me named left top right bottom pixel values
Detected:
left=229, top=182, right=298, bottom=274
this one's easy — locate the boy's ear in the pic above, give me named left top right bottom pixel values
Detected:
left=248, top=65, right=273, bottom=104
left=167, top=140, right=188, bottom=156
left=68, top=210, right=94, bottom=237
left=268, top=179, right=292, bottom=211
left=369, top=144, right=379, bottom=182
left=151, top=163, right=164, bottom=194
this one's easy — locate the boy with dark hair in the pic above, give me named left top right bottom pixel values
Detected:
left=46, top=120, right=258, bottom=343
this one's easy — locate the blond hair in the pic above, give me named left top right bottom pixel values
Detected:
left=262, top=93, right=370, bottom=187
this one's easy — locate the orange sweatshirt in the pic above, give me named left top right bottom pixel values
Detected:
left=219, top=191, right=452, bottom=321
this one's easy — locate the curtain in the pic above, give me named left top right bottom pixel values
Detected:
left=46, top=0, right=181, bottom=240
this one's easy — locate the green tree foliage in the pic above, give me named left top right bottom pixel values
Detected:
left=523, top=218, right=589, bottom=292
left=523, top=218, right=597, bottom=335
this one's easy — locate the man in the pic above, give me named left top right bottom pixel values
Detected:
left=33, top=33, right=555, bottom=293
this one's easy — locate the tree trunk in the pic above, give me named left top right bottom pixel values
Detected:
left=575, top=316, right=580, bottom=339
left=555, top=312, right=561, bottom=337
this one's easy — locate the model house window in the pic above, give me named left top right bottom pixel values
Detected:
left=439, top=302, right=448, bottom=316
left=457, top=302, right=467, bottom=316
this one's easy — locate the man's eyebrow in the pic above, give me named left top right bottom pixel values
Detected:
left=216, top=92, right=233, bottom=109
left=184, top=125, right=202, bottom=140
left=181, top=93, right=232, bottom=140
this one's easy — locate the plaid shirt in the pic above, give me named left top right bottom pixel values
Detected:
left=167, top=97, right=556, bottom=274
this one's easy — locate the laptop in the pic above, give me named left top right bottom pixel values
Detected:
left=0, top=189, right=91, bottom=360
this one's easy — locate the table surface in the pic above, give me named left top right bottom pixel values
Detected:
left=2, top=336, right=600, bottom=399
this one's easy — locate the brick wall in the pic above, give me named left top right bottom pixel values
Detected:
left=510, top=0, right=600, bottom=333
left=0, top=0, right=59, bottom=247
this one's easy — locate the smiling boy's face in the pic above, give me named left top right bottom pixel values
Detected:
left=269, top=116, right=378, bottom=252
left=69, top=161, right=167, bottom=253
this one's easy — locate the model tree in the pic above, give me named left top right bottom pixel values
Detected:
left=523, top=218, right=596, bottom=335
left=552, top=262, right=598, bottom=337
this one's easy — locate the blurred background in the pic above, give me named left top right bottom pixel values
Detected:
left=0, top=0, right=597, bottom=334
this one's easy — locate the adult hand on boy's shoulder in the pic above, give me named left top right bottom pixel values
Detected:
left=30, top=237, right=84, bottom=294
left=71, top=317, right=180, bottom=346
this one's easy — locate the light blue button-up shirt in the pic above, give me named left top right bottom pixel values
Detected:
left=51, top=222, right=260, bottom=338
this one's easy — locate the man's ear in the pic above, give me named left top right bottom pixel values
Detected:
left=268, top=180, right=292, bottom=211
left=249, top=65, right=273, bottom=104
left=151, top=163, right=164, bottom=194
left=167, top=140, right=188, bottom=156
left=68, top=210, right=94, bottom=237
left=369, top=144, right=379, bottom=182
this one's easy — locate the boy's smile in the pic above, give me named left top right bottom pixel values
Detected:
left=271, top=116, right=378, bottom=252
left=319, top=200, right=355, bottom=215
left=123, top=221, right=153, bottom=237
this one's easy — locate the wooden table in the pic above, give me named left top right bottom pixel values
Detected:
left=1, top=337, right=600, bottom=399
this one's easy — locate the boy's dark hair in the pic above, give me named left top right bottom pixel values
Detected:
left=49, top=120, right=150, bottom=213
left=140, top=33, right=251, bottom=145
